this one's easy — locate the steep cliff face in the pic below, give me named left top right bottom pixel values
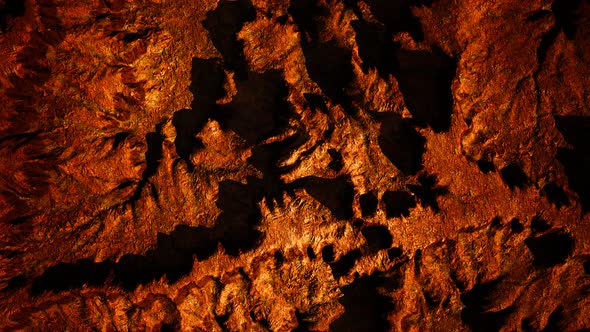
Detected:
left=1, top=0, right=589, bottom=330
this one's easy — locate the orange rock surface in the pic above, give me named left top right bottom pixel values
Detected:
left=1, top=0, right=590, bottom=330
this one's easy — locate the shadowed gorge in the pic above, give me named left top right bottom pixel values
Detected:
left=300, top=40, right=357, bottom=115
left=290, top=0, right=358, bottom=115
left=525, top=231, right=574, bottom=267
left=377, top=113, right=426, bottom=175
left=352, top=11, right=456, bottom=132
left=555, top=115, right=590, bottom=214
left=1, top=0, right=590, bottom=330
left=202, top=0, right=255, bottom=80
left=382, top=190, right=416, bottom=218
left=360, top=191, right=378, bottom=217
left=0, top=0, right=25, bottom=31
left=295, top=175, right=355, bottom=220
left=215, top=70, right=292, bottom=145
left=31, top=178, right=264, bottom=293
left=361, top=225, right=393, bottom=252
left=500, top=163, right=529, bottom=190
left=392, top=47, right=456, bottom=132
left=172, top=57, right=225, bottom=167
left=330, top=272, right=398, bottom=332
left=460, top=278, right=514, bottom=332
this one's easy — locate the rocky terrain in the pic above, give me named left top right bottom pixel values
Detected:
left=1, top=0, right=590, bottom=330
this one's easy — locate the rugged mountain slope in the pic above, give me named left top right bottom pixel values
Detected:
left=1, top=0, right=589, bottom=330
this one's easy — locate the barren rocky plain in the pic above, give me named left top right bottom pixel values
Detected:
left=1, top=0, right=590, bottom=330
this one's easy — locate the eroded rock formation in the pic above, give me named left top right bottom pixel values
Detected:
left=1, top=0, right=589, bottom=330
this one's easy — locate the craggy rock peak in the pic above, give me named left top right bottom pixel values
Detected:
left=1, top=0, right=590, bottom=330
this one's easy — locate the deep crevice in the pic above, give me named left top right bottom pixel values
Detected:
left=500, top=163, right=528, bottom=190
left=555, top=115, right=590, bottom=214
left=321, top=244, right=335, bottom=263
left=382, top=190, right=416, bottom=218
left=289, top=0, right=357, bottom=115
left=541, top=182, right=570, bottom=209
left=407, top=173, right=448, bottom=212
left=215, top=70, right=293, bottom=145
left=304, top=92, right=329, bottom=114
left=330, top=272, right=397, bottom=332
left=552, top=0, right=584, bottom=40
left=352, top=17, right=456, bottom=132
left=510, top=218, right=524, bottom=233
left=460, top=278, right=513, bottom=332
left=294, top=175, right=355, bottom=220
left=347, top=0, right=428, bottom=41
left=329, top=249, right=362, bottom=278
left=376, top=113, right=426, bottom=175
left=172, top=57, right=225, bottom=168
left=541, top=306, right=565, bottom=332
left=361, top=225, right=393, bottom=252
left=328, top=149, right=344, bottom=172
left=393, top=47, right=456, bottom=132
left=525, top=231, right=574, bottom=267
left=31, top=178, right=265, bottom=294
left=477, top=159, right=495, bottom=173
left=300, top=40, right=357, bottom=115
left=530, top=215, right=551, bottom=233
left=202, top=0, right=256, bottom=80
left=359, top=191, right=378, bottom=217
left=0, top=0, right=25, bottom=31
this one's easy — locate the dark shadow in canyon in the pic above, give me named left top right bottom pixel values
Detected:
left=215, top=70, right=293, bottom=145
left=293, top=175, right=355, bottom=220
left=555, top=115, right=590, bottom=214
left=460, top=278, right=514, bottom=332
left=393, top=47, right=456, bottom=132
left=0, top=0, right=25, bottom=31
left=330, top=249, right=362, bottom=279
left=352, top=17, right=456, bottom=133
left=476, top=159, right=495, bottom=174
left=525, top=231, right=574, bottom=268
left=301, top=40, right=357, bottom=115
left=382, top=190, right=417, bottom=218
left=30, top=260, right=114, bottom=295
left=328, top=149, right=344, bottom=171
left=541, top=182, right=570, bottom=209
left=388, top=247, right=404, bottom=260
left=321, top=244, right=335, bottom=263
left=126, top=122, right=165, bottom=205
left=330, top=272, right=398, bottom=332
left=202, top=0, right=255, bottom=80
left=247, top=132, right=306, bottom=210
left=142, top=127, right=165, bottom=181
left=289, top=0, right=357, bottom=115
left=351, top=14, right=456, bottom=132
left=31, top=178, right=264, bottom=293
left=361, top=225, right=393, bottom=253
left=288, top=0, right=329, bottom=42
left=551, top=0, right=584, bottom=40
left=376, top=113, right=426, bottom=175
left=321, top=225, right=395, bottom=280
left=530, top=215, right=552, bottom=234
left=351, top=19, right=395, bottom=77
left=346, top=0, right=430, bottom=42
left=304, top=93, right=329, bottom=114
left=359, top=191, right=378, bottom=217
left=213, top=179, right=264, bottom=256
left=407, top=173, right=448, bottom=212
left=510, top=218, right=524, bottom=234
left=172, top=57, right=225, bottom=169
left=500, top=163, right=528, bottom=190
